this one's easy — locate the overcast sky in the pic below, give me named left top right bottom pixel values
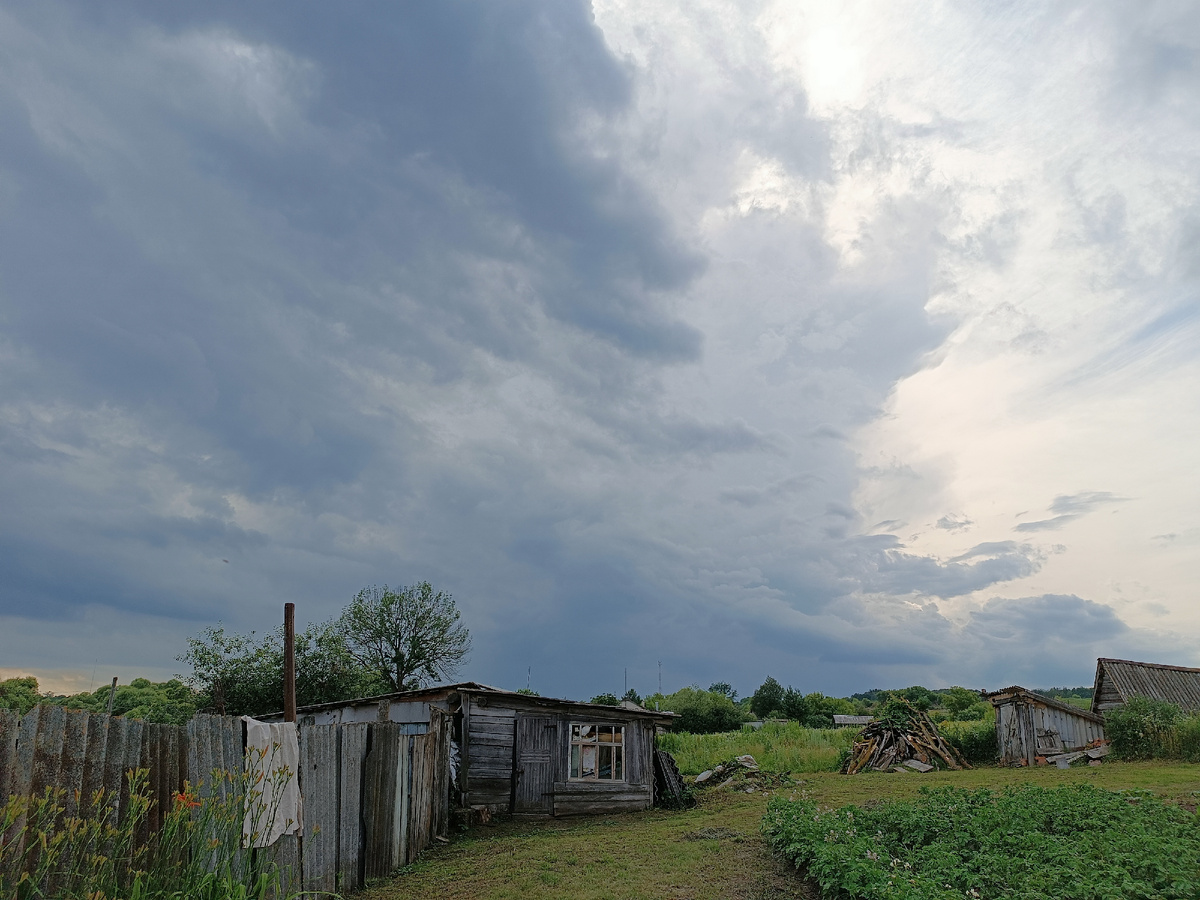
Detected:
left=2, top=1, right=1198, bottom=701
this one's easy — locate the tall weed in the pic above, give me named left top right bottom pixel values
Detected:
left=0, top=762, right=302, bottom=900
left=657, top=722, right=856, bottom=775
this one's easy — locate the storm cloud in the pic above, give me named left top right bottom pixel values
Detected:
left=2, top=1, right=1198, bottom=699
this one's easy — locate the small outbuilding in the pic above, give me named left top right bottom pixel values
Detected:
left=1091, top=658, right=1200, bottom=713
left=268, top=682, right=676, bottom=817
left=833, top=715, right=874, bottom=727
left=985, top=686, right=1106, bottom=766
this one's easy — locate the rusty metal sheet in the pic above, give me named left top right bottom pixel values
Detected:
left=338, top=722, right=368, bottom=892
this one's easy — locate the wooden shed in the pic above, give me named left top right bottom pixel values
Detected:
left=985, top=686, right=1106, bottom=766
left=1091, top=658, right=1200, bottom=713
left=270, top=683, right=676, bottom=818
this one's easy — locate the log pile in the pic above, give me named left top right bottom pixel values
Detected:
left=843, top=701, right=971, bottom=774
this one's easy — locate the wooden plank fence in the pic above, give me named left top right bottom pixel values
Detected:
left=0, top=705, right=451, bottom=894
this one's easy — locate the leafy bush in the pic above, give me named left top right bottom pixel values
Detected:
left=940, top=718, right=997, bottom=765
left=764, top=784, right=1200, bottom=900
left=1105, top=696, right=1181, bottom=760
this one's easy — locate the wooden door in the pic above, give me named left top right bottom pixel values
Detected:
left=513, top=715, right=555, bottom=814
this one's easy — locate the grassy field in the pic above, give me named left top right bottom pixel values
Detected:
left=657, top=723, right=857, bottom=775
left=363, top=762, right=1200, bottom=900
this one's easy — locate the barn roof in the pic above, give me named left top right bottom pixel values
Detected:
left=272, top=681, right=676, bottom=722
left=1092, top=658, right=1200, bottom=713
left=984, top=685, right=1105, bottom=724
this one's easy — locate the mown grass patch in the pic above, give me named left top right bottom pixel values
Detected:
left=764, top=781, right=1200, bottom=899
left=658, top=723, right=858, bottom=776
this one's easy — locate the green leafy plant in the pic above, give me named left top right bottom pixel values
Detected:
left=764, top=784, right=1200, bottom=900
left=1105, top=696, right=1181, bottom=760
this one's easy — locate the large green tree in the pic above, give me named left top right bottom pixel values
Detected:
left=179, top=581, right=470, bottom=716
left=179, top=619, right=385, bottom=717
left=337, top=583, right=471, bottom=692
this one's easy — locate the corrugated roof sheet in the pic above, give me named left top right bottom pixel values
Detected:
left=1094, top=658, right=1200, bottom=712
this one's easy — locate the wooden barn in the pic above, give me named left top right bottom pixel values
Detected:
left=985, top=686, right=1106, bottom=766
left=1091, top=658, right=1200, bottom=713
left=268, top=683, right=676, bottom=817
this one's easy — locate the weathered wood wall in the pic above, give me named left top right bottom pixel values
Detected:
left=0, top=706, right=450, bottom=894
left=464, top=696, right=659, bottom=817
left=548, top=720, right=654, bottom=816
left=992, top=692, right=1106, bottom=765
left=462, top=697, right=516, bottom=812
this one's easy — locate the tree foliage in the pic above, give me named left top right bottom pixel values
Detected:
left=46, top=678, right=200, bottom=725
left=338, top=583, right=471, bottom=692
left=589, top=692, right=620, bottom=706
left=180, top=620, right=385, bottom=717
left=179, top=581, right=469, bottom=716
left=750, top=676, right=784, bottom=719
left=0, top=677, right=41, bottom=715
left=647, top=686, right=749, bottom=734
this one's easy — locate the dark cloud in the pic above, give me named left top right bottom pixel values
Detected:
left=4, top=1, right=1163, bottom=700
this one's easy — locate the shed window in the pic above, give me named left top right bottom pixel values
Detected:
left=569, top=724, right=624, bottom=781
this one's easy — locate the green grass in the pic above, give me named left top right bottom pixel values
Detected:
left=363, top=762, right=1200, bottom=900
left=657, top=723, right=858, bottom=775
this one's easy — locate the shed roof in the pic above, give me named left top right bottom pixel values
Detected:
left=272, top=682, right=676, bottom=723
left=984, top=685, right=1105, bottom=724
left=1091, top=658, right=1200, bottom=713
left=833, top=715, right=874, bottom=726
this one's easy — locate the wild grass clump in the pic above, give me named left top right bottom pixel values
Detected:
left=764, top=784, right=1200, bottom=900
left=0, top=765, right=300, bottom=900
left=657, top=722, right=857, bottom=775
left=938, top=718, right=997, bottom=765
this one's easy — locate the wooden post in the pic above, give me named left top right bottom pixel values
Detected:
left=284, top=602, right=297, bottom=723
left=104, top=677, right=118, bottom=716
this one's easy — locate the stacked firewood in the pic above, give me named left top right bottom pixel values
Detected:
left=843, top=701, right=971, bottom=774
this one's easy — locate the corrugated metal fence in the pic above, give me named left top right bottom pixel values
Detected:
left=0, top=705, right=451, bottom=894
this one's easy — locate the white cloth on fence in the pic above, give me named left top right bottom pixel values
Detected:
left=241, top=717, right=302, bottom=848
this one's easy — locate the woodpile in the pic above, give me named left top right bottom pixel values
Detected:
left=843, top=701, right=970, bottom=774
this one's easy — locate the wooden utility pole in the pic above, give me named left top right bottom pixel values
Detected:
left=283, top=602, right=297, bottom=723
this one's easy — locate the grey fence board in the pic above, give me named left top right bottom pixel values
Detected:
left=80, top=713, right=109, bottom=816
left=0, top=708, right=18, bottom=799
left=339, top=722, right=368, bottom=891
left=300, top=725, right=339, bottom=894
left=363, top=722, right=400, bottom=879
left=3, top=705, right=449, bottom=894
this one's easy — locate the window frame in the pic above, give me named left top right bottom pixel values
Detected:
left=568, top=723, right=626, bottom=782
